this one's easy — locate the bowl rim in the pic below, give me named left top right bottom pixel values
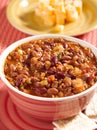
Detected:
left=0, top=34, right=97, bottom=101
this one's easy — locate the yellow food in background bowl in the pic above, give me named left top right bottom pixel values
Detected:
left=35, top=0, right=82, bottom=28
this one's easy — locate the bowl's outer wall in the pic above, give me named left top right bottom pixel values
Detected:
left=8, top=87, right=95, bottom=121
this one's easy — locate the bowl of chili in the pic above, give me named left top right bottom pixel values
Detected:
left=0, top=34, right=97, bottom=121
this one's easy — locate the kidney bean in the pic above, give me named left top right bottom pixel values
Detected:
left=42, top=45, right=51, bottom=52
left=63, top=55, right=71, bottom=60
left=31, top=50, right=42, bottom=57
left=55, top=72, right=65, bottom=79
left=44, top=41, right=55, bottom=47
left=61, top=56, right=71, bottom=63
left=82, top=73, right=90, bottom=81
left=22, top=43, right=33, bottom=49
left=33, top=81, right=40, bottom=87
left=35, top=87, right=47, bottom=94
left=61, top=59, right=68, bottom=63
left=51, top=55, right=58, bottom=66
left=82, top=73, right=94, bottom=84
left=18, top=70, right=29, bottom=76
left=62, top=41, right=68, bottom=48
left=68, top=70, right=76, bottom=79
left=16, top=74, right=31, bottom=87
left=68, top=49, right=74, bottom=53
left=47, top=70, right=55, bottom=75
left=23, top=58, right=30, bottom=67
left=16, top=75, right=23, bottom=86
left=86, top=48, right=94, bottom=58
left=71, top=60, right=79, bottom=67
left=94, top=71, right=97, bottom=76
left=88, top=52, right=94, bottom=58
left=47, top=88, right=58, bottom=95
left=34, top=45, right=42, bottom=52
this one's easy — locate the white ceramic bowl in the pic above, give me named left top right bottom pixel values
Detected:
left=0, top=34, right=97, bottom=121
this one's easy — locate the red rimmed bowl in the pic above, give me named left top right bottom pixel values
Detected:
left=0, top=34, right=97, bottom=121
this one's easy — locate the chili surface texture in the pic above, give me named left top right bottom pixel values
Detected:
left=4, top=38, right=97, bottom=98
